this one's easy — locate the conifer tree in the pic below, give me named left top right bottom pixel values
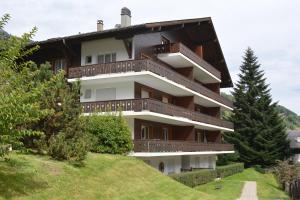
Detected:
left=225, top=48, right=289, bottom=167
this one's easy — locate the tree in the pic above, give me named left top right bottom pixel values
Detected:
left=224, top=48, right=289, bottom=167
left=0, top=14, right=50, bottom=157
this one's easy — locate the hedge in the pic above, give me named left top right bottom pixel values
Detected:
left=170, top=163, right=244, bottom=187
left=216, top=163, right=244, bottom=178
left=170, top=169, right=217, bottom=187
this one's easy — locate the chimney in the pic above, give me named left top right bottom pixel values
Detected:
left=121, top=7, right=131, bottom=27
left=97, top=20, right=104, bottom=31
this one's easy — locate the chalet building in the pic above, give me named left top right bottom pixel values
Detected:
left=29, top=7, right=234, bottom=174
left=287, top=131, right=300, bottom=164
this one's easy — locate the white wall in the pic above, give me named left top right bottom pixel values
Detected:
left=141, top=156, right=182, bottom=175
left=81, top=38, right=131, bottom=65
left=125, top=118, right=135, bottom=139
left=80, top=82, right=134, bottom=102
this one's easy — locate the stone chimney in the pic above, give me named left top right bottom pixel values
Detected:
left=97, top=20, right=104, bottom=31
left=121, top=7, right=131, bottom=27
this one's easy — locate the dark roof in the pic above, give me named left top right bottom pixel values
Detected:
left=288, top=130, right=300, bottom=149
left=31, top=17, right=232, bottom=87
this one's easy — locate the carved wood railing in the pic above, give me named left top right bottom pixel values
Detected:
left=154, top=42, right=221, bottom=79
left=81, top=98, right=233, bottom=130
left=69, top=59, right=233, bottom=108
left=133, top=139, right=234, bottom=152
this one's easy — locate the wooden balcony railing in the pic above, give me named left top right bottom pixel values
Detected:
left=82, top=98, right=234, bottom=130
left=134, top=139, right=234, bottom=152
left=154, top=42, right=221, bottom=79
left=69, top=59, right=233, bottom=108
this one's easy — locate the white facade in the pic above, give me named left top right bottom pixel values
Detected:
left=140, top=155, right=216, bottom=175
left=81, top=38, right=131, bottom=65
left=80, top=82, right=134, bottom=102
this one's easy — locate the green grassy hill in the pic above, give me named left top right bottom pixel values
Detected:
left=0, top=153, right=213, bottom=200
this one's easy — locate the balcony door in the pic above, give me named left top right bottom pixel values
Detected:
left=162, top=127, right=168, bottom=141
left=195, top=131, right=207, bottom=143
left=141, top=125, right=149, bottom=140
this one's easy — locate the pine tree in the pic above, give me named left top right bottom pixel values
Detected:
left=225, top=48, right=289, bottom=167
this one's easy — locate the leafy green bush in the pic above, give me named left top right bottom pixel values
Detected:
left=216, top=163, right=244, bottom=178
left=170, top=169, right=217, bottom=187
left=85, top=113, right=133, bottom=154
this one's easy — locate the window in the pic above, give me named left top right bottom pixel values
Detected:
left=162, top=128, right=168, bottom=141
left=195, top=131, right=207, bottom=143
left=105, top=54, right=111, bottom=63
left=95, top=88, right=116, bottom=101
left=54, top=59, right=66, bottom=73
left=162, top=96, right=168, bottom=103
left=97, top=55, right=104, bottom=64
left=296, top=137, right=300, bottom=143
left=141, top=125, right=149, bottom=140
left=141, top=89, right=149, bottom=98
left=84, top=89, right=92, bottom=99
left=97, top=53, right=117, bottom=64
left=85, top=56, right=92, bottom=64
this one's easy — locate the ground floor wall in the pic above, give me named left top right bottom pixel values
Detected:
left=138, top=154, right=217, bottom=175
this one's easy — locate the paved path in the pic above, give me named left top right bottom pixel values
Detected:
left=237, top=181, right=258, bottom=200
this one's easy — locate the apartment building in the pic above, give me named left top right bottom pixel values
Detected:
left=30, top=7, right=234, bottom=174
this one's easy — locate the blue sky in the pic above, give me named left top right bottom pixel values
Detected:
left=1, top=0, right=299, bottom=114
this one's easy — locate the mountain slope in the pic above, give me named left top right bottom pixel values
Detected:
left=222, top=92, right=300, bottom=130
left=0, top=153, right=213, bottom=200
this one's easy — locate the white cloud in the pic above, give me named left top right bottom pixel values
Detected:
left=1, top=0, right=299, bottom=114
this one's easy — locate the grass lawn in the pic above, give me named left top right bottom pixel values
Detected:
left=0, top=152, right=213, bottom=200
left=196, top=168, right=290, bottom=200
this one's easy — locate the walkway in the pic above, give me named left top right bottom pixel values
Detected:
left=237, top=181, right=258, bottom=200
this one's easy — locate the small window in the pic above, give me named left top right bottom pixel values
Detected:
left=97, top=55, right=104, bottom=64
left=141, top=89, right=149, bottom=98
left=141, top=125, right=149, bottom=140
left=111, top=53, right=116, bottom=62
left=85, top=56, right=92, bottom=64
left=54, top=59, right=66, bottom=73
left=105, top=54, right=111, bottom=63
left=195, top=131, right=207, bottom=143
left=84, top=89, right=92, bottom=99
left=162, top=96, right=168, bottom=103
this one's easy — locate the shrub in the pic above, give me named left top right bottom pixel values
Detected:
left=170, top=169, right=217, bottom=187
left=47, top=119, right=90, bottom=162
left=85, top=113, right=133, bottom=154
left=170, top=163, right=244, bottom=187
left=216, top=163, right=244, bottom=178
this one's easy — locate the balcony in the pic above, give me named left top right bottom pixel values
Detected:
left=155, top=42, right=221, bottom=84
left=69, top=59, right=233, bottom=109
left=82, top=98, right=234, bottom=130
left=134, top=139, right=234, bottom=152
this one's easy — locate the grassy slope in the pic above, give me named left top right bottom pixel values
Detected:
left=0, top=153, right=213, bottom=200
left=196, top=168, right=289, bottom=200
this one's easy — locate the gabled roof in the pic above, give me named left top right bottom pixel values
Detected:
left=31, top=17, right=232, bottom=87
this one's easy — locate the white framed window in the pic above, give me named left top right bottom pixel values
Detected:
left=195, top=131, right=207, bottom=143
left=54, top=59, right=66, bottom=73
left=141, top=125, right=149, bottom=140
left=141, top=89, right=149, bottom=98
left=84, top=89, right=92, bottom=99
left=95, top=88, right=116, bottom=101
left=162, top=96, right=168, bottom=103
left=85, top=56, right=92, bottom=64
left=97, top=53, right=117, bottom=64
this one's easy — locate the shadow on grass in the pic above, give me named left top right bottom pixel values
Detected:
left=0, top=158, right=48, bottom=200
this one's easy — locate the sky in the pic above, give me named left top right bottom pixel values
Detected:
left=1, top=0, right=300, bottom=114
